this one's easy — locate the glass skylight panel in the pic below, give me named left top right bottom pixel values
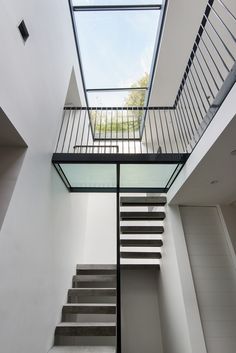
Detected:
left=87, top=89, right=147, bottom=107
left=73, top=2, right=162, bottom=107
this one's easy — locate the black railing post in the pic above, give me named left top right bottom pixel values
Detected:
left=116, top=163, right=121, bottom=353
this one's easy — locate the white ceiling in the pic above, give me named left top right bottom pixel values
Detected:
left=170, top=115, right=236, bottom=205
left=149, top=0, right=208, bottom=106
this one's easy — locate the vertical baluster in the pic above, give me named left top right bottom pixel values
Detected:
left=195, top=51, right=215, bottom=100
left=127, top=108, right=130, bottom=154
left=187, top=69, right=206, bottom=122
left=74, top=108, right=82, bottom=153
left=178, top=92, right=193, bottom=143
left=209, top=5, right=236, bottom=42
left=159, top=110, right=167, bottom=153
left=181, top=85, right=197, bottom=140
left=148, top=109, right=155, bottom=153
left=192, top=59, right=211, bottom=109
left=121, top=108, right=124, bottom=154
left=198, top=44, right=220, bottom=91
left=139, top=109, right=143, bottom=154
left=79, top=109, right=86, bottom=153
left=56, top=108, right=66, bottom=153
left=174, top=108, right=186, bottom=151
left=202, top=30, right=227, bottom=82
left=164, top=109, right=173, bottom=153
left=184, top=76, right=201, bottom=125
left=169, top=109, right=180, bottom=153
left=62, top=108, right=71, bottom=153
left=153, top=109, right=161, bottom=152
left=68, top=109, right=76, bottom=153
left=176, top=104, right=190, bottom=148
left=116, top=107, right=118, bottom=154
left=217, top=0, right=236, bottom=22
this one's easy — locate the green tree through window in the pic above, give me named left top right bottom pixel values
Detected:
left=92, top=73, right=149, bottom=135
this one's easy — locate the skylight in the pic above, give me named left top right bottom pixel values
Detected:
left=71, top=1, right=163, bottom=108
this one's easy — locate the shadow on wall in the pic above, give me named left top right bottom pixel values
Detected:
left=0, top=107, right=27, bottom=229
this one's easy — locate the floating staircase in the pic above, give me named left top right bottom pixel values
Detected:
left=51, top=265, right=117, bottom=352
left=120, top=195, right=166, bottom=268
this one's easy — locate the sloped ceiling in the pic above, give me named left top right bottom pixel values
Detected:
left=149, top=0, right=208, bottom=106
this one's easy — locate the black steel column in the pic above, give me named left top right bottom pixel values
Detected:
left=116, top=163, right=121, bottom=353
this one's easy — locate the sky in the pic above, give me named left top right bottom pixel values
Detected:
left=73, top=1, right=162, bottom=106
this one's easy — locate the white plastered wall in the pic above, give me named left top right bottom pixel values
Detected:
left=0, top=1, right=87, bottom=353
left=158, top=205, right=207, bottom=353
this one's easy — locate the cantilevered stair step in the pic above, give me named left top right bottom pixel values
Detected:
left=120, top=252, right=162, bottom=259
left=120, top=196, right=166, bottom=207
left=121, top=263, right=160, bottom=270
left=68, top=288, right=116, bottom=297
left=72, top=275, right=116, bottom=288
left=120, top=239, right=163, bottom=247
left=120, top=211, right=165, bottom=221
left=76, top=265, right=116, bottom=276
left=62, top=304, right=116, bottom=315
left=121, top=226, right=164, bottom=234
left=55, top=322, right=116, bottom=337
left=50, top=346, right=116, bottom=353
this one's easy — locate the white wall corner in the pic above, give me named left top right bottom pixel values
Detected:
left=217, top=205, right=236, bottom=271
left=168, top=205, right=207, bottom=353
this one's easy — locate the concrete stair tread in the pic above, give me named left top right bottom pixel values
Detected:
left=121, top=264, right=160, bottom=269
left=120, top=196, right=166, bottom=206
left=57, top=322, right=116, bottom=327
left=68, top=288, right=116, bottom=292
left=62, top=304, right=116, bottom=314
left=63, top=304, right=116, bottom=307
left=73, top=275, right=116, bottom=281
left=121, top=226, right=164, bottom=234
left=120, top=239, right=163, bottom=246
left=50, top=346, right=115, bottom=353
left=120, top=251, right=161, bottom=259
left=76, top=265, right=116, bottom=275
left=121, top=259, right=161, bottom=265
left=55, top=322, right=116, bottom=337
left=120, top=211, right=165, bottom=220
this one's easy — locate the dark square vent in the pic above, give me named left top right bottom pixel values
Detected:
left=18, top=20, right=29, bottom=42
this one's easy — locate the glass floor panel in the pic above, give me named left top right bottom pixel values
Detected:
left=60, top=163, right=117, bottom=188
left=56, top=162, right=180, bottom=191
left=120, top=164, right=177, bottom=188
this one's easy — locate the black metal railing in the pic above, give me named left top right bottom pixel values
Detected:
left=55, top=0, right=236, bottom=157
left=56, top=107, right=186, bottom=154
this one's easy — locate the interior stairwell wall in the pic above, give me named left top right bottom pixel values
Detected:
left=180, top=206, right=236, bottom=353
left=0, top=1, right=86, bottom=353
left=220, top=205, right=236, bottom=258
left=121, top=268, right=163, bottom=353
left=157, top=205, right=207, bottom=353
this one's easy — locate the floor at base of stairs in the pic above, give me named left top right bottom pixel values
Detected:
left=49, top=346, right=115, bottom=353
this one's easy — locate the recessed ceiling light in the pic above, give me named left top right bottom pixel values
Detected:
left=210, top=180, right=218, bottom=185
left=230, top=149, right=236, bottom=156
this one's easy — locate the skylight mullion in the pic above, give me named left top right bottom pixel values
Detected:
left=73, top=5, right=162, bottom=12
left=86, top=87, right=148, bottom=92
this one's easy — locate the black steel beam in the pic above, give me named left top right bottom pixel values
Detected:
left=52, top=152, right=189, bottom=164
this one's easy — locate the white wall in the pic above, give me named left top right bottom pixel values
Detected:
left=121, top=269, right=163, bottom=353
left=0, top=1, right=87, bottom=353
left=220, top=205, right=236, bottom=257
left=158, top=205, right=207, bottom=353
left=180, top=206, right=236, bottom=353
left=82, top=193, right=116, bottom=264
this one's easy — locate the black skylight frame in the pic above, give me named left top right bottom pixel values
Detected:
left=68, top=0, right=168, bottom=111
